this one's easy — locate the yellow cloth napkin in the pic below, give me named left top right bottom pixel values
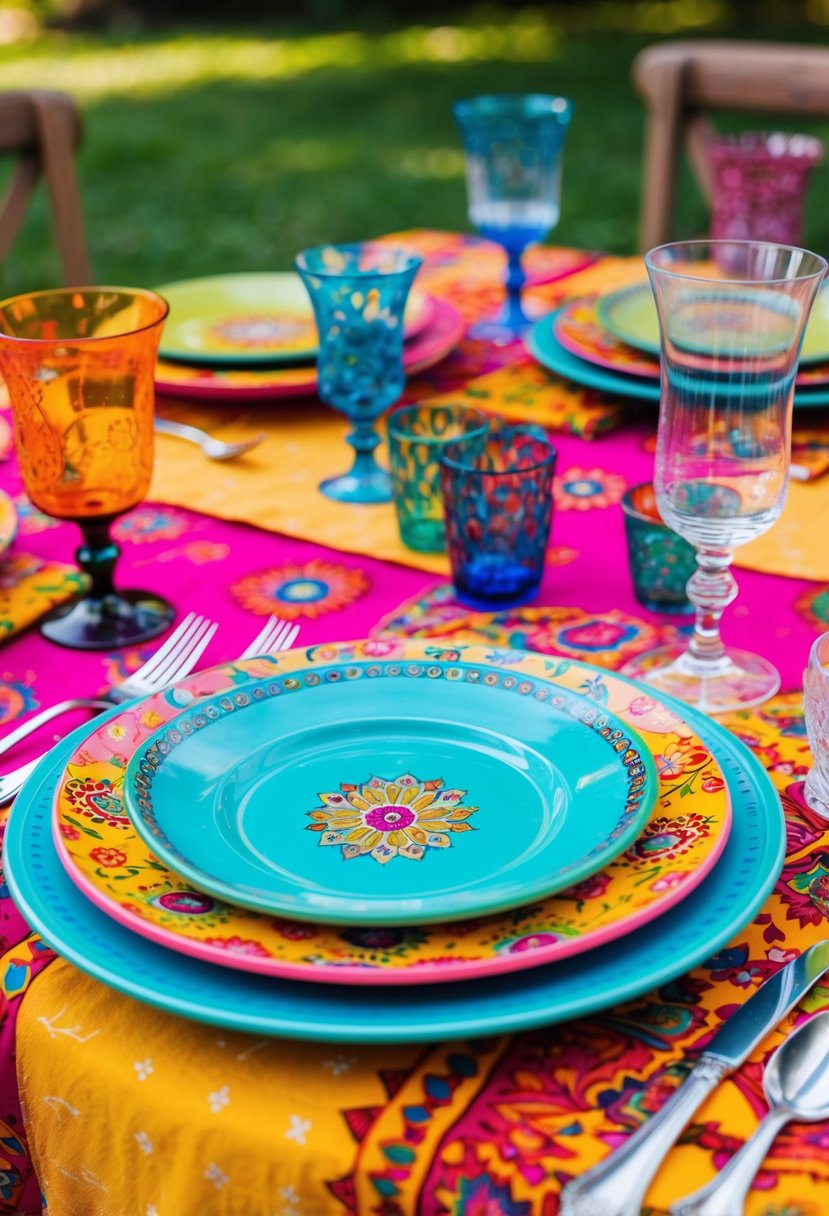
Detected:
left=0, top=551, right=86, bottom=642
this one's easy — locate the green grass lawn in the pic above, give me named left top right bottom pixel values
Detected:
left=3, top=5, right=829, bottom=295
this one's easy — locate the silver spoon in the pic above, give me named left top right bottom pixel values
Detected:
left=154, top=417, right=266, bottom=461
left=671, top=1010, right=829, bottom=1216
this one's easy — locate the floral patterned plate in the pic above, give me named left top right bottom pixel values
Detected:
left=7, top=663, right=780, bottom=1042
left=54, top=643, right=728, bottom=984
left=122, top=656, right=657, bottom=923
left=156, top=272, right=434, bottom=366
left=154, top=296, right=465, bottom=401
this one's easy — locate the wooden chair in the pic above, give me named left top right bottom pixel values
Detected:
left=632, top=40, right=829, bottom=252
left=0, top=89, right=92, bottom=285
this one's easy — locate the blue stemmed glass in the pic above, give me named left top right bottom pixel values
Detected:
left=453, top=93, right=573, bottom=342
left=295, top=242, right=423, bottom=504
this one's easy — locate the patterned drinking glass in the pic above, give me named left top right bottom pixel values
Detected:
left=387, top=403, right=490, bottom=553
left=709, top=132, right=823, bottom=251
left=440, top=425, right=556, bottom=609
left=622, top=239, right=827, bottom=713
left=621, top=482, right=696, bottom=614
left=453, top=93, right=572, bottom=342
left=804, top=631, right=829, bottom=819
left=295, top=242, right=423, bottom=504
left=0, top=286, right=174, bottom=650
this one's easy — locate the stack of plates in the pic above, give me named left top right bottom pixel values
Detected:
left=5, top=640, right=785, bottom=1044
left=528, top=282, right=829, bottom=409
left=152, top=272, right=466, bottom=402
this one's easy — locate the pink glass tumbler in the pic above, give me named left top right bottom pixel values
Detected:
left=708, top=131, right=823, bottom=248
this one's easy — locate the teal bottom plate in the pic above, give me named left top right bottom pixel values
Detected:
left=4, top=672, right=784, bottom=1043
left=528, top=310, right=829, bottom=410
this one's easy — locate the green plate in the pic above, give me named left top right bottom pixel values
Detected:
left=156, top=272, right=432, bottom=367
left=597, top=281, right=829, bottom=366
left=528, top=309, right=829, bottom=409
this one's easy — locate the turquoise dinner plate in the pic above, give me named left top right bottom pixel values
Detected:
left=5, top=679, right=784, bottom=1043
left=597, top=280, right=829, bottom=366
left=123, top=662, right=657, bottom=924
left=529, top=309, right=829, bottom=409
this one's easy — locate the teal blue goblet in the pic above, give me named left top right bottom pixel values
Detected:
left=454, top=93, right=572, bottom=341
left=295, top=242, right=423, bottom=504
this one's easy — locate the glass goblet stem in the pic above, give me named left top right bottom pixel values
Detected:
left=503, top=245, right=529, bottom=334
left=76, top=518, right=122, bottom=603
left=346, top=414, right=384, bottom=481
left=683, top=548, right=739, bottom=672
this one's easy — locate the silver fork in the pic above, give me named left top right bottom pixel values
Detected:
left=0, top=612, right=218, bottom=762
left=0, top=615, right=300, bottom=804
left=154, top=418, right=266, bottom=462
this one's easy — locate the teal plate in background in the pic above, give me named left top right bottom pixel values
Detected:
left=5, top=683, right=784, bottom=1043
left=528, top=310, right=660, bottom=401
left=529, top=309, right=829, bottom=410
left=123, top=662, right=657, bottom=924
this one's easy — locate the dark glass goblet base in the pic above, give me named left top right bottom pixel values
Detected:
left=42, top=589, right=175, bottom=650
left=40, top=516, right=174, bottom=650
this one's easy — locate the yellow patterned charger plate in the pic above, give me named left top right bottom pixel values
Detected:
left=53, top=641, right=730, bottom=986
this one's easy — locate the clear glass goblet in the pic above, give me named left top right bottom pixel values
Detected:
left=295, top=242, right=423, bottom=504
left=0, top=286, right=174, bottom=650
left=622, top=239, right=827, bottom=713
left=453, top=93, right=572, bottom=342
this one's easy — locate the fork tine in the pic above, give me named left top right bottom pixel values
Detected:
left=135, top=615, right=211, bottom=688
left=238, top=616, right=285, bottom=660
left=148, top=619, right=218, bottom=688
left=280, top=623, right=301, bottom=651
left=127, top=612, right=201, bottom=683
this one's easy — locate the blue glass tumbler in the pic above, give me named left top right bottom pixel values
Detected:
left=295, top=242, right=423, bottom=503
left=440, top=425, right=556, bottom=609
left=453, top=94, right=572, bottom=341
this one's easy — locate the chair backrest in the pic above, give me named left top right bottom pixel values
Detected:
left=632, top=40, right=829, bottom=252
left=0, top=89, right=92, bottom=286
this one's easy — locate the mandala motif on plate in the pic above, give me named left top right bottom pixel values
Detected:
left=309, top=772, right=476, bottom=864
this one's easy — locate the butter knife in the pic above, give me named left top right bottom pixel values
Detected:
left=559, top=940, right=829, bottom=1216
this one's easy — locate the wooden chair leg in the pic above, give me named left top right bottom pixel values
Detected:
left=638, top=57, right=689, bottom=251
left=32, top=92, right=92, bottom=285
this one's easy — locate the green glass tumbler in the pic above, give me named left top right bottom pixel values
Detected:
left=621, top=483, right=695, bottom=614
left=387, top=403, right=490, bottom=553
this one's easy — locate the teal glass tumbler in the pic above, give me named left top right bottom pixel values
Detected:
left=454, top=93, right=572, bottom=341
left=387, top=403, right=490, bottom=553
left=440, top=425, right=556, bottom=609
left=295, top=242, right=423, bottom=504
left=621, top=483, right=695, bottom=614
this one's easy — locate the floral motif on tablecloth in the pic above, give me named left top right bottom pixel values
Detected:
left=308, top=773, right=476, bottom=864
left=0, top=675, right=36, bottom=727
left=553, top=466, right=627, bottom=511
left=113, top=507, right=190, bottom=544
left=230, top=560, right=369, bottom=620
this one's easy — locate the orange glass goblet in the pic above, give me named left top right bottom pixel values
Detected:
left=0, top=286, right=174, bottom=649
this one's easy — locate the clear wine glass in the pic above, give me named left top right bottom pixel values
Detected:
left=453, top=93, right=572, bottom=342
left=622, top=239, right=827, bottom=713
